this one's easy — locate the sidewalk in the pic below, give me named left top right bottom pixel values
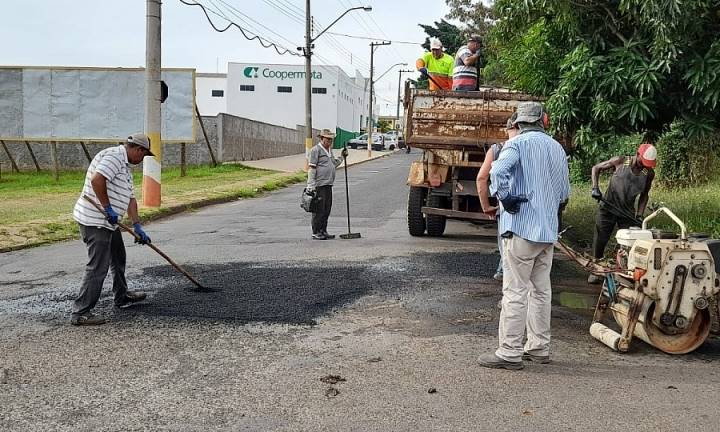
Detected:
left=242, top=148, right=395, bottom=172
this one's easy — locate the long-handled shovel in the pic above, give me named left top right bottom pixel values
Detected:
left=83, top=195, right=207, bottom=290
left=339, top=147, right=361, bottom=240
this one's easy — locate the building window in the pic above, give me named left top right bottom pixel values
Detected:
left=277, top=86, right=293, bottom=93
left=211, top=89, right=224, bottom=97
left=239, top=85, right=255, bottom=92
left=312, top=87, right=327, bottom=94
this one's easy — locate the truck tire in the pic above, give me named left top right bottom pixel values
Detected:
left=425, top=194, right=447, bottom=237
left=407, top=187, right=426, bottom=236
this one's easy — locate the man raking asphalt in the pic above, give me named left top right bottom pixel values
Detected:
left=71, top=134, right=154, bottom=326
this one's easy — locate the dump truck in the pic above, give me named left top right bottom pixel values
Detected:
left=403, top=85, right=560, bottom=236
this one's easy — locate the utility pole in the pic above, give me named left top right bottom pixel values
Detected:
left=367, top=41, right=391, bottom=157
left=301, top=5, right=371, bottom=169
left=303, top=0, right=313, bottom=171
left=396, top=69, right=413, bottom=130
left=142, top=0, right=162, bottom=207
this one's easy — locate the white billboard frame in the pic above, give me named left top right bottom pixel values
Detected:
left=0, top=66, right=196, bottom=143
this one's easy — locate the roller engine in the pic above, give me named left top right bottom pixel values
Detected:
left=589, top=207, right=720, bottom=354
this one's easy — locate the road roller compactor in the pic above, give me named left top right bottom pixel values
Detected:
left=575, top=207, right=720, bottom=354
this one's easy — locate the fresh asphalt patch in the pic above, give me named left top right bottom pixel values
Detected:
left=132, top=262, right=403, bottom=325
left=118, top=251, right=503, bottom=326
left=0, top=248, right=598, bottom=337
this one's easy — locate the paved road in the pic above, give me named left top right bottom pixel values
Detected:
left=1, top=152, right=719, bottom=431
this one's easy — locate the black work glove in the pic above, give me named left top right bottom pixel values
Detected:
left=591, top=187, right=602, bottom=201
left=500, top=195, right=528, bottom=214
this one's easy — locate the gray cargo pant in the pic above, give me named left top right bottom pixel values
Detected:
left=72, top=224, right=128, bottom=317
left=496, top=235, right=554, bottom=362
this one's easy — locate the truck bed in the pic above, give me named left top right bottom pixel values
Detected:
left=404, top=87, right=544, bottom=151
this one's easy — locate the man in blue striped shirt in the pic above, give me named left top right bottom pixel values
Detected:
left=479, top=102, right=570, bottom=370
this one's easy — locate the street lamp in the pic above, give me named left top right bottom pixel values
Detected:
left=396, top=69, right=414, bottom=130
left=369, top=62, right=407, bottom=136
left=301, top=3, right=372, bottom=170
left=366, top=41, right=392, bottom=157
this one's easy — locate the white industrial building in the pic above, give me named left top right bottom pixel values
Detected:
left=196, top=63, right=371, bottom=143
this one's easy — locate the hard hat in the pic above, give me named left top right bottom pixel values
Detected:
left=429, top=37, right=442, bottom=50
left=637, top=143, right=657, bottom=169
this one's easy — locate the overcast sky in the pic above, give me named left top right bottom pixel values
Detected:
left=2, top=0, right=452, bottom=116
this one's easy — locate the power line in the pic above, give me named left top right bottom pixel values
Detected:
left=260, top=0, right=305, bottom=25
left=252, top=0, right=371, bottom=73
left=179, top=0, right=301, bottom=56
left=349, top=0, right=405, bottom=61
left=212, top=0, right=301, bottom=49
left=326, top=31, right=419, bottom=45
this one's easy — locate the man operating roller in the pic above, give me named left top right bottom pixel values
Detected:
left=70, top=134, right=153, bottom=325
left=588, top=143, right=656, bottom=284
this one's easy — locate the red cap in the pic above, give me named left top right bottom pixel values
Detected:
left=637, top=143, right=657, bottom=169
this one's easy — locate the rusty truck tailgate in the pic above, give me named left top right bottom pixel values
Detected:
left=405, top=88, right=543, bottom=150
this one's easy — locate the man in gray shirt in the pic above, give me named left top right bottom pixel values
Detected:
left=307, top=129, right=348, bottom=240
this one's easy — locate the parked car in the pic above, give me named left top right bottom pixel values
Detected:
left=347, top=133, right=386, bottom=151
left=384, top=130, right=405, bottom=149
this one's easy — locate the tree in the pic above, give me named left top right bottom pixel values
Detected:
left=418, top=19, right=465, bottom=55
left=377, top=119, right=392, bottom=133
left=488, top=0, right=720, bottom=140
left=445, top=0, right=495, bottom=35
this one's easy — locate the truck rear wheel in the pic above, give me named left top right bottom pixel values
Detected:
left=425, top=194, right=447, bottom=237
left=407, top=187, right=426, bottom=236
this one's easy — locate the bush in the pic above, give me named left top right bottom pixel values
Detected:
left=655, top=121, right=719, bottom=187
left=567, top=130, right=643, bottom=182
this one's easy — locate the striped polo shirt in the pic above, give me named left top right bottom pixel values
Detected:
left=489, top=130, right=570, bottom=244
left=452, top=45, right=478, bottom=90
left=73, top=145, right=135, bottom=230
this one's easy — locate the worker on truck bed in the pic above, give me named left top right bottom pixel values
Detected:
left=588, top=144, right=657, bottom=284
left=452, top=34, right=483, bottom=91
left=477, top=112, right=519, bottom=281
left=416, top=37, right=453, bottom=91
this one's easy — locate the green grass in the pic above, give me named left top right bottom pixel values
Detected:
left=563, top=179, right=720, bottom=253
left=0, top=164, right=305, bottom=251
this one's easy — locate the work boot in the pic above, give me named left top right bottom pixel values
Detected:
left=587, top=274, right=604, bottom=285
left=115, top=291, right=147, bottom=309
left=322, top=231, right=336, bottom=239
left=312, top=233, right=328, bottom=240
left=478, top=353, right=523, bottom=370
left=522, top=352, right=551, bottom=364
left=70, top=313, right=107, bottom=326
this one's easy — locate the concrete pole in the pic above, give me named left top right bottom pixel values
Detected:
left=303, top=0, right=313, bottom=171
left=367, top=44, right=374, bottom=158
left=142, top=0, right=162, bottom=207
left=396, top=69, right=402, bottom=127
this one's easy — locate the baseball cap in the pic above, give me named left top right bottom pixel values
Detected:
left=513, top=102, right=545, bottom=126
left=468, top=34, right=483, bottom=44
left=430, top=37, right=442, bottom=50
left=127, top=133, right=154, bottom=156
left=637, top=143, right=657, bottom=169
